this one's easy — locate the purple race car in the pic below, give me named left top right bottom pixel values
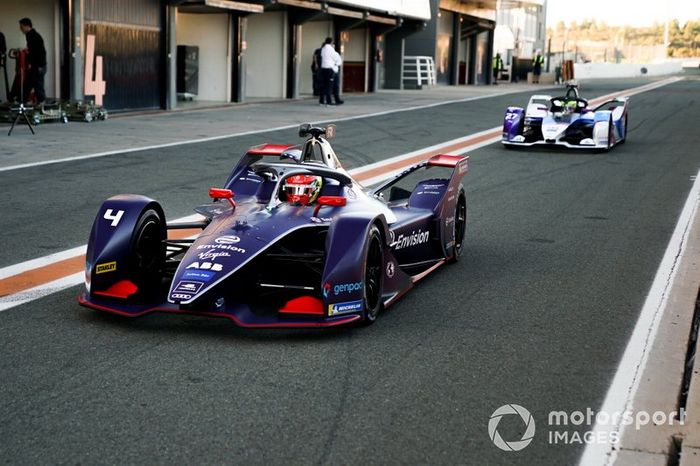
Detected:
left=78, top=124, right=469, bottom=328
left=502, top=84, right=629, bottom=151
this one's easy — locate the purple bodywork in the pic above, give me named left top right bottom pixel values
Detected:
left=79, top=133, right=469, bottom=328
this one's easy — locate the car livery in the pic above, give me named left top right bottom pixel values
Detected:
left=502, top=84, right=629, bottom=151
left=78, top=124, right=470, bottom=328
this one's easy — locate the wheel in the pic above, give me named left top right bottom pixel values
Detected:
left=448, top=192, right=467, bottom=263
left=361, top=225, right=384, bottom=325
left=129, top=208, right=166, bottom=290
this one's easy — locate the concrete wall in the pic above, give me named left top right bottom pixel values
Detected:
left=245, top=11, right=287, bottom=99
left=0, top=0, right=58, bottom=101
left=299, top=20, right=332, bottom=95
left=176, top=12, right=230, bottom=102
left=574, top=62, right=683, bottom=79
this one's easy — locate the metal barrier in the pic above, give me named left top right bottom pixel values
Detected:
left=402, top=56, right=436, bottom=88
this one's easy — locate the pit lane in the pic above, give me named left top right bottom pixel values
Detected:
left=0, top=78, right=698, bottom=465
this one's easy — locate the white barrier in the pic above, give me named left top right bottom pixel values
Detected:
left=574, top=62, right=683, bottom=79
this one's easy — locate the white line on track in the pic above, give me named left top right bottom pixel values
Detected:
left=0, top=76, right=684, bottom=313
left=579, top=170, right=700, bottom=466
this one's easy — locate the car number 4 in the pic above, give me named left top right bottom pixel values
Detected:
left=104, top=209, right=125, bottom=227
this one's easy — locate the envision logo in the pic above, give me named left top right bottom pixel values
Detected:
left=488, top=404, right=536, bottom=452
left=393, top=229, right=429, bottom=250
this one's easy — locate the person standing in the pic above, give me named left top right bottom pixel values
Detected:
left=532, top=50, right=544, bottom=84
left=492, top=53, right=503, bottom=85
left=319, top=37, right=342, bottom=106
left=311, top=44, right=322, bottom=96
left=19, top=17, right=46, bottom=103
left=330, top=46, right=343, bottom=105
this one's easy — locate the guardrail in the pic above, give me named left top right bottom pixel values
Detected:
left=402, top=56, right=436, bottom=88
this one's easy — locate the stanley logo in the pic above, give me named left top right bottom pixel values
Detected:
left=96, top=261, right=117, bottom=274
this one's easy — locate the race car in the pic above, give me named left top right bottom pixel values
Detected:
left=78, top=124, right=469, bottom=328
left=501, top=85, right=629, bottom=151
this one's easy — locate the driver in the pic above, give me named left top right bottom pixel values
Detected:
left=564, top=99, right=578, bottom=113
left=283, top=175, right=323, bottom=205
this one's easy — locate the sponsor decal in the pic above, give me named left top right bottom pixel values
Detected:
left=215, top=235, right=240, bottom=245
left=186, top=261, right=223, bottom=272
left=239, top=176, right=262, bottom=183
left=388, top=230, right=396, bottom=244
left=183, top=270, right=215, bottom=282
left=197, top=251, right=231, bottom=261
left=458, top=159, right=469, bottom=175
left=328, top=300, right=363, bottom=316
left=196, top=244, right=246, bottom=254
left=310, top=217, right=333, bottom=224
left=393, top=229, right=430, bottom=250
left=323, top=283, right=332, bottom=298
left=422, top=184, right=445, bottom=190
left=171, top=293, right=191, bottom=300
left=95, top=261, right=116, bottom=274
left=333, top=282, right=362, bottom=296
left=386, top=261, right=395, bottom=278
left=172, top=280, right=204, bottom=295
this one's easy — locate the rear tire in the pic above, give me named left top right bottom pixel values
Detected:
left=361, top=225, right=384, bottom=325
left=448, top=192, right=467, bottom=263
left=129, top=208, right=166, bottom=290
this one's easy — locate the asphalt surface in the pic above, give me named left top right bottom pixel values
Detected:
left=1, top=78, right=699, bottom=465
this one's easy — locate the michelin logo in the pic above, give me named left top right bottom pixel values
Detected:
left=329, top=300, right=363, bottom=316
left=393, top=229, right=430, bottom=250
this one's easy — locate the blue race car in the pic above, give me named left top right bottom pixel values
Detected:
left=502, top=85, right=629, bottom=151
left=79, top=124, right=469, bottom=328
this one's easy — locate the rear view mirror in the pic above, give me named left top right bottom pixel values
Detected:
left=313, top=196, right=346, bottom=216
left=209, top=187, right=236, bottom=208
left=298, top=123, right=311, bottom=137
left=325, top=124, right=336, bottom=140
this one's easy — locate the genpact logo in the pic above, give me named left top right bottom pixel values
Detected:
left=333, top=282, right=362, bottom=296
left=323, top=283, right=332, bottom=298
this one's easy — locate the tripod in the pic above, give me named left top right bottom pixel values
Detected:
left=8, top=102, right=34, bottom=136
left=6, top=46, right=35, bottom=136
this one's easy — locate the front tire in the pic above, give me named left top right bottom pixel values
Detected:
left=361, top=225, right=384, bottom=325
left=129, top=208, right=166, bottom=290
left=605, top=116, right=613, bottom=152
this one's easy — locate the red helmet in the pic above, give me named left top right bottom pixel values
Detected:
left=284, top=174, right=323, bottom=205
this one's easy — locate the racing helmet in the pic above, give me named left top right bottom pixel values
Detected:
left=284, top=174, right=323, bottom=205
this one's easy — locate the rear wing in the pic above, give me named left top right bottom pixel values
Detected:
left=370, top=153, right=469, bottom=198
left=593, top=96, right=629, bottom=113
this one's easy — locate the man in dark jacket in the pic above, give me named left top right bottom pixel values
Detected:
left=19, top=17, right=46, bottom=103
